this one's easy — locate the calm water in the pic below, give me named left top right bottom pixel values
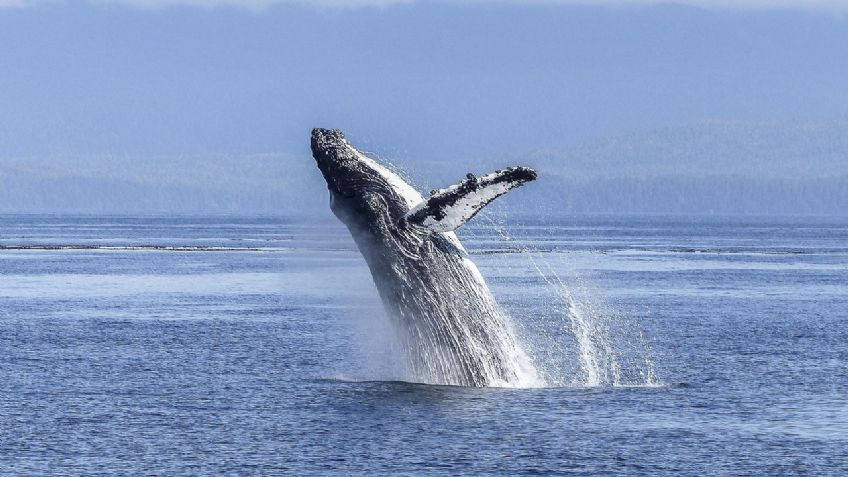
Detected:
left=1, top=215, right=847, bottom=475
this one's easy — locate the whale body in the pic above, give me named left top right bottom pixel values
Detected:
left=311, top=128, right=540, bottom=387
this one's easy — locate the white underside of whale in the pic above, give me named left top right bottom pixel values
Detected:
left=345, top=142, right=467, bottom=252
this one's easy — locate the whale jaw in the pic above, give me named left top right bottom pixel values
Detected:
left=310, top=128, right=358, bottom=198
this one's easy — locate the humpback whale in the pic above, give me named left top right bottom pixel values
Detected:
left=311, top=128, right=540, bottom=387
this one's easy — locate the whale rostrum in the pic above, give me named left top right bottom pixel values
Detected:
left=311, top=128, right=541, bottom=387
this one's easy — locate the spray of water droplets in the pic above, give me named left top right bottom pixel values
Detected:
left=471, top=214, right=662, bottom=388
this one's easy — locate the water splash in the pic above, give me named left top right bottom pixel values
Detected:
left=531, top=257, right=661, bottom=387
left=347, top=212, right=662, bottom=388
left=478, top=215, right=662, bottom=388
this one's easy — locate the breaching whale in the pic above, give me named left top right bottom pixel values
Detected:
left=311, top=128, right=540, bottom=387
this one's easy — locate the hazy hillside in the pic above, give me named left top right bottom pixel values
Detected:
left=2, top=119, right=847, bottom=217
left=505, top=119, right=848, bottom=216
left=523, top=118, right=848, bottom=180
left=0, top=153, right=328, bottom=216
left=418, top=118, right=848, bottom=217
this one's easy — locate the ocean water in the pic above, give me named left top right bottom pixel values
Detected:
left=1, top=215, right=847, bottom=475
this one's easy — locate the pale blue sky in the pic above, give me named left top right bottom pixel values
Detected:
left=2, top=1, right=847, bottom=161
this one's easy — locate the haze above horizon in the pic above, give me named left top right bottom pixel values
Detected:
left=1, top=1, right=847, bottom=216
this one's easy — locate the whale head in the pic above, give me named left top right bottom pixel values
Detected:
left=311, top=128, right=423, bottom=232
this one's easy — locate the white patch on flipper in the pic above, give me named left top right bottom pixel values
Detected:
left=420, top=181, right=511, bottom=232
left=410, top=171, right=520, bottom=233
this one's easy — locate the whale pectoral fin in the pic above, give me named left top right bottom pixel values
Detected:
left=403, top=166, right=537, bottom=232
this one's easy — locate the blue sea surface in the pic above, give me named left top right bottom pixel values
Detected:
left=1, top=215, right=847, bottom=475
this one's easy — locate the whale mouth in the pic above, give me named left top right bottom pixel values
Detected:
left=311, top=128, right=359, bottom=198
left=311, top=128, right=346, bottom=153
